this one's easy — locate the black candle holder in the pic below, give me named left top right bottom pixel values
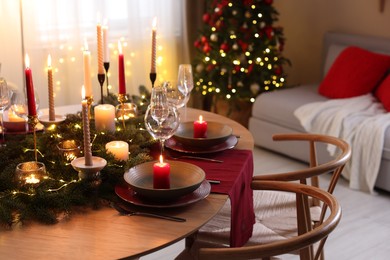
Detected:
left=104, top=62, right=110, bottom=96
left=150, top=72, right=156, bottom=88
left=97, top=74, right=105, bottom=104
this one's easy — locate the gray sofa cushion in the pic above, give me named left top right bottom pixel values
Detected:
left=251, top=84, right=328, bottom=132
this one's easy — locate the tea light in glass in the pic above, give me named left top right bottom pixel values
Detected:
left=15, top=161, right=46, bottom=186
left=57, top=140, right=80, bottom=163
left=115, top=103, right=138, bottom=121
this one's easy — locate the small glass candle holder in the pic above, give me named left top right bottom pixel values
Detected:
left=57, top=140, right=80, bottom=163
left=115, top=103, right=138, bottom=121
left=15, top=161, right=46, bottom=186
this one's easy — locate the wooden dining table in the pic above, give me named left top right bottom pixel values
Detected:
left=0, top=106, right=254, bottom=260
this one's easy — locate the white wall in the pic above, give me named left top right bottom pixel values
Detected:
left=0, top=0, right=23, bottom=91
left=274, top=0, right=390, bottom=86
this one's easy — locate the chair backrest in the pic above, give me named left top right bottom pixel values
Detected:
left=252, top=133, right=350, bottom=259
left=198, top=181, right=342, bottom=260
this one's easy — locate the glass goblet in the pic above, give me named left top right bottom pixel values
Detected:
left=0, top=78, right=11, bottom=146
left=144, top=104, right=180, bottom=157
left=9, top=90, right=29, bottom=132
left=177, top=64, right=194, bottom=121
left=164, top=81, right=189, bottom=109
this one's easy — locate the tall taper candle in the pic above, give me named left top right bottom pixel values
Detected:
left=150, top=17, right=157, bottom=74
left=83, top=41, right=93, bottom=97
left=81, top=86, right=93, bottom=166
left=97, top=21, right=104, bottom=75
left=47, top=54, right=55, bottom=121
left=24, top=54, right=37, bottom=117
left=118, top=41, right=126, bottom=94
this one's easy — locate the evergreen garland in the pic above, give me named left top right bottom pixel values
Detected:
left=0, top=87, right=156, bottom=228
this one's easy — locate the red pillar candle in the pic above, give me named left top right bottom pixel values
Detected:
left=193, top=115, right=207, bottom=138
left=24, top=54, right=37, bottom=117
left=118, top=40, right=126, bottom=95
left=153, top=155, right=170, bottom=189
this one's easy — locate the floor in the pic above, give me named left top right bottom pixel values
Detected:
left=141, top=147, right=390, bottom=260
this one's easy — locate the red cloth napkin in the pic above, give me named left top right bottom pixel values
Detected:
left=176, top=149, right=255, bottom=247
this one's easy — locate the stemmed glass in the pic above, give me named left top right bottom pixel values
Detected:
left=145, top=85, right=180, bottom=156
left=164, top=81, right=189, bottom=110
left=177, top=64, right=194, bottom=120
left=0, top=78, right=11, bottom=146
left=9, top=90, right=29, bottom=132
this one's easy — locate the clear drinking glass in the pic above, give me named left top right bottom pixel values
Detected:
left=10, top=90, right=29, bottom=132
left=164, top=81, right=189, bottom=109
left=144, top=104, right=180, bottom=156
left=150, top=84, right=169, bottom=125
left=0, top=78, right=11, bottom=146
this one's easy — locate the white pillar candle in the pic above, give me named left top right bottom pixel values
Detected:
left=94, top=104, right=116, bottom=133
left=106, top=141, right=129, bottom=161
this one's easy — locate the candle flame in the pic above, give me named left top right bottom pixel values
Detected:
left=152, top=17, right=157, bottom=30
left=81, top=85, right=86, bottom=100
left=47, top=54, right=52, bottom=67
left=159, top=154, right=164, bottom=164
left=25, top=54, right=30, bottom=68
left=118, top=40, right=122, bottom=54
left=199, top=115, right=203, bottom=122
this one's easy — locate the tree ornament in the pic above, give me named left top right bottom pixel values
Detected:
left=210, top=33, right=218, bottom=42
left=196, top=64, right=204, bottom=73
left=250, top=83, right=260, bottom=94
left=232, top=43, right=239, bottom=50
left=237, top=81, right=244, bottom=87
left=203, top=13, right=211, bottom=23
left=245, top=11, right=252, bottom=18
left=220, top=42, right=230, bottom=52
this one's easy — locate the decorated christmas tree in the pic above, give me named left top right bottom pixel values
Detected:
left=192, top=0, right=290, bottom=105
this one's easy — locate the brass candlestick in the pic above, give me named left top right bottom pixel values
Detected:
left=28, top=115, right=39, bottom=161
left=85, top=96, right=94, bottom=120
left=117, top=93, right=127, bottom=129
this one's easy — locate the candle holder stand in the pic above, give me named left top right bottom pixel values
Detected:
left=38, top=114, right=66, bottom=130
left=104, top=62, right=110, bottom=96
left=71, top=156, right=107, bottom=184
left=28, top=115, right=39, bottom=161
left=97, top=74, right=105, bottom=104
left=150, top=72, right=156, bottom=88
left=117, top=93, right=128, bottom=129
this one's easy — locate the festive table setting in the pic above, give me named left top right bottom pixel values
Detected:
left=0, top=16, right=255, bottom=259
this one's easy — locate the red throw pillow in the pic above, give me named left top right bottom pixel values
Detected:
left=318, top=46, right=390, bottom=98
left=375, top=74, right=390, bottom=111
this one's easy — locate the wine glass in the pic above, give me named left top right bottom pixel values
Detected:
left=144, top=104, right=180, bottom=156
left=0, top=78, right=11, bottom=146
left=164, top=81, right=189, bottom=109
left=177, top=64, right=194, bottom=120
left=150, top=84, right=169, bottom=125
left=9, top=90, right=29, bottom=132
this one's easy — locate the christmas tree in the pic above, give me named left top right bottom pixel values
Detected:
left=192, top=0, right=290, bottom=105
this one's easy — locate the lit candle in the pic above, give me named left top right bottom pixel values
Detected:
left=102, top=20, right=109, bottom=63
left=153, top=155, right=170, bottom=189
left=94, top=104, right=116, bottom=133
left=81, top=86, right=93, bottom=166
left=105, top=141, right=129, bottom=161
left=47, top=54, right=55, bottom=121
left=97, top=15, right=104, bottom=75
left=24, top=54, right=37, bottom=117
left=118, top=40, right=126, bottom=94
left=83, top=41, right=93, bottom=97
left=25, top=174, right=40, bottom=184
left=193, top=115, right=208, bottom=138
left=150, top=17, right=157, bottom=74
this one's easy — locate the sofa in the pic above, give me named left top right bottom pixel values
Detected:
left=249, top=31, right=390, bottom=193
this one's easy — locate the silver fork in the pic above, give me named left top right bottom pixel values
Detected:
left=111, top=202, right=186, bottom=222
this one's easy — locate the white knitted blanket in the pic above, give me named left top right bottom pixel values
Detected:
left=294, top=94, right=390, bottom=193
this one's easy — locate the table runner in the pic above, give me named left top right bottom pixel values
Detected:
left=175, top=149, right=255, bottom=247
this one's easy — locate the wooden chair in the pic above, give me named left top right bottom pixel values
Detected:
left=196, top=180, right=342, bottom=260
left=176, top=133, right=350, bottom=260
